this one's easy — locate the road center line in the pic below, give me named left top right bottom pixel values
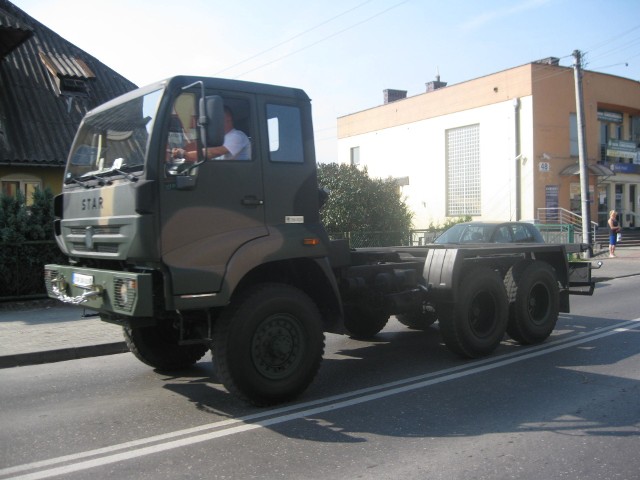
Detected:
left=3, top=317, right=639, bottom=480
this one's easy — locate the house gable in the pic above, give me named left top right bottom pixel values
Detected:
left=0, top=0, right=137, bottom=176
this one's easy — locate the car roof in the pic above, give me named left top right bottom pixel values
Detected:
left=455, top=221, right=534, bottom=226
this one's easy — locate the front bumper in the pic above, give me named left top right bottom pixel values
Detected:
left=44, top=264, right=153, bottom=317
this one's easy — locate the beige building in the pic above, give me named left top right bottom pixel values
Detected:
left=337, top=58, right=640, bottom=230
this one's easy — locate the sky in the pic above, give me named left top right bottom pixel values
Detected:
left=11, top=0, right=640, bottom=164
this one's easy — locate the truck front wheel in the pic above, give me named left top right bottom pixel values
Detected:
left=123, top=323, right=209, bottom=371
left=212, top=283, right=325, bottom=406
left=438, top=268, right=508, bottom=358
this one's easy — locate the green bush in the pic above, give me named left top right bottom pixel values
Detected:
left=0, top=188, right=65, bottom=298
left=317, top=163, right=413, bottom=236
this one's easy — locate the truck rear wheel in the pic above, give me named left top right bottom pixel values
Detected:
left=506, top=262, right=559, bottom=344
left=123, top=323, right=208, bottom=371
left=396, top=308, right=437, bottom=330
left=344, top=304, right=389, bottom=338
left=438, top=268, right=508, bottom=358
left=212, top=283, right=325, bottom=406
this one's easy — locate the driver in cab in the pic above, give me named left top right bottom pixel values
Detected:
left=171, top=106, right=251, bottom=161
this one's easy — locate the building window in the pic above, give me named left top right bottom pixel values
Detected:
left=39, top=51, right=95, bottom=98
left=350, top=146, right=360, bottom=166
left=1, top=175, right=42, bottom=206
left=446, top=124, right=480, bottom=217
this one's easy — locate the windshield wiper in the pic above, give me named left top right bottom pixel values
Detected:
left=111, top=168, right=139, bottom=182
left=86, top=175, right=112, bottom=186
left=65, top=177, right=91, bottom=189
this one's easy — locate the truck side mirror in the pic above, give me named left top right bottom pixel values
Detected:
left=200, top=95, right=224, bottom=148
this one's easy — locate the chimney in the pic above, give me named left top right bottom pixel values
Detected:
left=426, top=72, right=447, bottom=92
left=534, top=57, right=560, bottom=66
left=383, top=89, right=407, bottom=104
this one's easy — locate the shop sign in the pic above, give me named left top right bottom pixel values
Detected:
left=606, top=139, right=638, bottom=159
left=609, top=163, right=640, bottom=174
left=598, top=110, right=623, bottom=123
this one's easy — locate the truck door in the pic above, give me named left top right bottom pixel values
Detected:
left=158, top=92, right=267, bottom=295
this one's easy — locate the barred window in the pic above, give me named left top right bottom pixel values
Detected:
left=446, top=124, right=480, bottom=216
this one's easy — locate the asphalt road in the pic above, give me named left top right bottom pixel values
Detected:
left=1, top=276, right=639, bottom=480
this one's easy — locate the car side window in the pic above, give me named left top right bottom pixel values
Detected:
left=494, top=226, right=511, bottom=243
left=512, top=225, right=530, bottom=242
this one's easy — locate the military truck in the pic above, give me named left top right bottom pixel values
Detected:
left=45, top=76, right=595, bottom=406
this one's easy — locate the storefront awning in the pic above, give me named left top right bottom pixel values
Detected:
left=559, top=163, right=615, bottom=177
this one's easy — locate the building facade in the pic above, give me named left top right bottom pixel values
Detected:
left=0, top=0, right=136, bottom=204
left=337, top=59, right=640, bottom=229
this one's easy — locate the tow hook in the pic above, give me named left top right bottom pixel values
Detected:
left=51, top=276, right=103, bottom=305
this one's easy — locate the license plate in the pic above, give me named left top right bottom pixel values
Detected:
left=72, top=272, right=94, bottom=287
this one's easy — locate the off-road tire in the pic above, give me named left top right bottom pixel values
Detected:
left=438, top=268, right=508, bottom=358
left=506, top=262, right=559, bottom=344
left=343, top=304, right=389, bottom=339
left=123, top=323, right=208, bottom=371
left=396, top=308, right=437, bottom=330
left=212, top=283, right=325, bottom=406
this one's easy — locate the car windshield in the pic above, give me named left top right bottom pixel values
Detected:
left=434, top=224, right=470, bottom=244
left=64, top=88, right=163, bottom=183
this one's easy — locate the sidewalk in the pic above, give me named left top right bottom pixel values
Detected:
left=1, top=247, right=639, bottom=369
left=0, top=300, right=127, bottom=368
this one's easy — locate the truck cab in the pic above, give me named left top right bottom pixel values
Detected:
left=47, top=76, right=340, bottom=319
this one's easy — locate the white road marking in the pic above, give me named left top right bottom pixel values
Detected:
left=2, top=317, right=639, bottom=480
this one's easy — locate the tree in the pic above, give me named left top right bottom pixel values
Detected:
left=317, top=163, right=413, bottom=243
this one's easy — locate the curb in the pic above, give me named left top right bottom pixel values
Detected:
left=0, top=342, right=129, bottom=369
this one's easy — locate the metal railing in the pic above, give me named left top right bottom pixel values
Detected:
left=536, top=224, right=575, bottom=244
left=537, top=207, right=598, bottom=243
left=328, top=231, right=413, bottom=248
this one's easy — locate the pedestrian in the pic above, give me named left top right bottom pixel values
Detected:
left=607, top=209, right=621, bottom=258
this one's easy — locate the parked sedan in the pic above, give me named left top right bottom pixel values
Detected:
left=434, top=221, right=544, bottom=244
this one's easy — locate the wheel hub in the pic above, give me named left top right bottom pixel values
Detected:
left=252, top=314, right=303, bottom=380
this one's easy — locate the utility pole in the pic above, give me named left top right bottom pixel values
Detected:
left=573, top=49, right=592, bottom=258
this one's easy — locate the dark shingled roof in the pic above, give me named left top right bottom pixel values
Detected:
left=0, top=0, right=137, bottom=167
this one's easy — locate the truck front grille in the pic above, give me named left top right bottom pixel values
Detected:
left=72, top=244, right=119, bottom=254
left=66, top=224, right=125, bottom=256
left=70, top=226, right=120, bottom=235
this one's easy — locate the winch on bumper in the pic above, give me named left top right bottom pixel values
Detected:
left=44, top=264, right=153, bottom=317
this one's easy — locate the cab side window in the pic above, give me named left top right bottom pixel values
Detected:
left=164, top=92, right=197, bottom=177
left=267, top=104, right=304, bottom=163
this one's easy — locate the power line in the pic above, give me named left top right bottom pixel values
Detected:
left=234, top=0, right=411, bottom=78
left=215, top=0, right=374, bottom=76
left=584, top=24, right=640, bottom=54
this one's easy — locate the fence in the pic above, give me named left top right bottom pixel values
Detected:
left=328, top=230, right=444, bottom=248
left=0, top=241, right=66, bottom=300
left=328, top=231, right=415, bottom=248
left=536, top=224, right=575, bottom=244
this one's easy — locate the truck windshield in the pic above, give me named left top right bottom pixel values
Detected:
left=65, top=88, right=163, bottom=183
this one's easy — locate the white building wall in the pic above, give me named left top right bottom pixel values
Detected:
left=338, top=96, right=534, bottom=229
